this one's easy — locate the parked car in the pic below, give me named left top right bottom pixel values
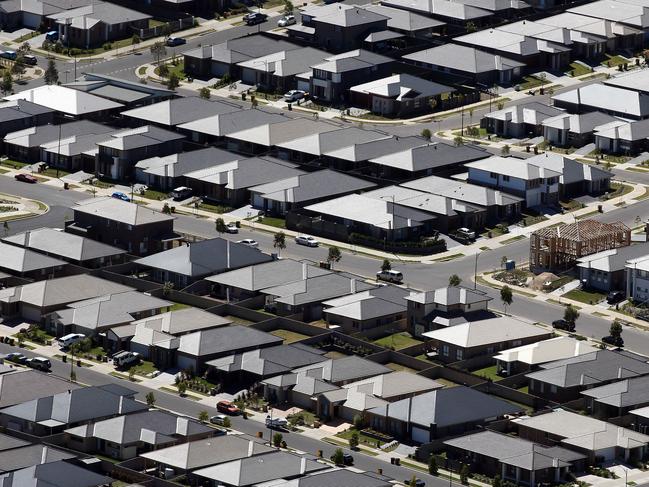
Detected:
left=112, top=351, right=140, bottom=368
left=265, top=415, right=288, bottom=429
left=237, top=239, right=259, bottom=248
left=58, top=333, right=85, bottom=349
left=607, top=290, right=625, bottom=305
left=166, top=37, right=186, bottom=47
left=216, top=400, right=241, bottom=415
left=5, top=352, right=27, bottom=364
left=602, top=335, right=624, bottom=347
left=26, top=357, right=51, bottom=371
left=331, top=452, right=354, bottom=465
left=456, top=227, right=476, bottom=240
left=170, top=186, right=193, bottom=201
left=284, top=90, right=305, bottom=102
left=295, top=235, right=318, bottom=247
left=111, top=191, right=130, bottom=202
left=376, top=269, right=404, bottom=284
left=278, top=14, right=296, bottom=26
left=22, top=55, right=37, bottom=65
left=0, top=50, right=17, bottom=61
left=243, top=12, right=268, bottom=25
left=225, top=223, right=239, bottom=234
left=552, top=319, right=575, bottom=332
left=404, top=479, right=425, bottom=487
left=45, top=31, right=59, bottom=42
left=15, top=173, right=37, bottom=184
left=210, top=414, right=228, bottom=426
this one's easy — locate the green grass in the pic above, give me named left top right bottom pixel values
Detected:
left=0, top=159, right=29, bottom=170
left=633, top=187, right=649, bottom=201
left=109, top=371, right=141, bottom=381
left=128, top=359, right=158, bottom=377
left=90, top=178, right=114, bottom=189
left=373, top=332, right=422, bottom=350
left=567, top=62, right=593, bottom=77
left=336, top=428, right=383, bottom=448
left=521, top=214, right=548, bottom=227
left=169, top=303, right=189, bottom=311
left=608, top=182, right=634, bottom=198
left=14, top=31, right=40, bottom=43
left=602, top=54, right=629, bottom=67
left=148, top=19, right=166, bottom=27
left=39, top=167, right=71, bottom=178
left=576, top=210, right=600, bottom=220
left=137, top=66, right=147, bottom=75
left=501, top=235, right=525, bottom=245
left=258, top=217, right=286, bottom=229
left=193, top=202, right=233, bottom=214
left=156, top=61, right=185, bottom=80
left=562, top=288, right=606, bottom=304
left=384, top=362, right=418, bottom=373
left=159, top=386, right=199, bottom=400
left=270, top=329, right=308, bottom=343
left=520, top=76, right=548, bottom=90
left=517, top=385, right=529, bottom=394
left=472, top=364, right=502, bottom=381
left=140, top=188, right=169, bottom=200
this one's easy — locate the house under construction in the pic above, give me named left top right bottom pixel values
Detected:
left=529, top=220, right=631, bottom=272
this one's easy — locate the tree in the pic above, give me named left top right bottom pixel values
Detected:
left=428, top=455, right=438, bottom=476
left=500, top=285, right=513, bottom=315
left=349, top=431, right=359, bottom=450
left=449, top=274, right=462, bottom=287
left=465, top=21, right=477, bottom=32
left=1, top=72, right=12, bottom=95
left=409, top=475, right=419, bottom=487
left=353, top=414, right=364, bottom=430
left=145, top=392, right=156, bottom=407
left=273, top=432, right=283, bottom=447
left=610, top=319, right=623, bottom=346
left=493, top=475, right=502, bottom=487
left=131, top=34, right=141, bottom=49
left=161, top=23, right=173, bottom=39
left=166, top=72, right=180, bottom=91
left=18, top=41, right=30, bottom=55
left=273, top=231, right=286, bottom=257
left=454, top=135, right=464, bottom=146
left=501, top=144, right=511, bottom=156
left=381, top=259, right=391, bottom=272
left=150, top=42, right=167, bottom=65
left=460, top=464, right=470, bottom=485
left=222, top=417, right=231, bottom=428
left=199, top=87, right=211, bottom=99
left=177, top=381, right=187, bottom=396
left=44, top=58, right=58, bottom=85
left=215, top=217, right=227, bottom=234
left=11, top=57, right=25, bottom=80
left=162, top=281, right=174, bottom=296
left=564, top=304, right=579, bottom=328
left=327, top=246, right=342, bottom=269
left=331, top=448, right=345, bottom=465
left=421, top=128, right=432, bottom=140
left=283, top=0, right=294, bottom=13
left=198, top=410, right=210, bottom=423
left=128, top=367, right=136, bottom=381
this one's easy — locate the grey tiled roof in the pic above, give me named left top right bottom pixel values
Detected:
left=73, top=196, right=174, bottom=225
left=0, top=370, right=82, bottom=408
left=0, top=460, right=113, bottom=487
left=178, top=325, right=282, bottom=357
left=403, top=44, right=524, bottom=73
left=135, top=147, right=239, bottom=179
left=122, top=97, right=241, bottom=126
left=0, top=242, right=66, bottom=273
left=581, top=375, right=649, bottom=408
left=0, top=444, right=76, bottom=473
left=4, top=120, right=110, bottom=149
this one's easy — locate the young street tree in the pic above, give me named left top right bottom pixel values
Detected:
left=273, top=432, right=283, bottom=447
left=428, top=455, right=438, bottom=475
left=609, top=319, right=624, bottom=346
left=349, top=431, right=359, bottom=450
left=198, top=411, right=210, bottom=423
left=273, top=232, right=286, bottom=257
left=331, top=448, right=345, bottom=465
left=11, top=57, right=25, bottom=80
left=44, top=59, right=58, bottom=85
left=150, top=42, right=167, bottom=65
left=166, top=72, right=180, bottom=91
left=500, top=285, right=513, bottom=315
left=199, top=87, right=211, bottom=99
left=421, top=128, right=432, bottom=140
left=215, top=217, right=227, bottom=234
left=564, top=304, right=579, bottom=329
left=449, top=274, right=462, bottom=287
left=327, top=246, right=342, bottom=269
left=145, top=392, right=156, bottom=407
left=381, top=259, right=391, bottom=272
left=1, top=72, right=12, bottom=95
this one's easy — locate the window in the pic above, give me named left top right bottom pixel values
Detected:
left=456, top=349, right=463, bottom=360
left=489, top=172, right=497, bottom=179
left=503, top=175, right=510, bottom=182
left=442, top=345, right=449, bottom=356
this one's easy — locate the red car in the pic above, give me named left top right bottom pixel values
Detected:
left=15, top=173, right=37, bottom=184
left=216, top=400, right=241, bottom=415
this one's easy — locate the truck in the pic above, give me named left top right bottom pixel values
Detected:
left=112, top=351, right=140, bottom=368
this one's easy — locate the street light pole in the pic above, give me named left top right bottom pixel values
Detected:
left=474, top=252, right=479, bottom=290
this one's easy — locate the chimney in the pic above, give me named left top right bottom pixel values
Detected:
left=302, top=262, right=308, bottom=280
left=350, top=278, right=356, bottom=294
left=247, top=440, right=255, bottom=457
left=300, top=457, right=307, bottom=475
left=226, top=239, right=231, bottom=269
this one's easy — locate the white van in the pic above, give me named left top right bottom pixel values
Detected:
left=113, top=351, right=140, bottom=368
left=171, top=186, right=193, bottom=201
left=376, top=269, right=404, bottom=283
left=58, top=333, right=85, bottom=349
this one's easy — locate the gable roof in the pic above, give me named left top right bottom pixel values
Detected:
left=406, top=286, right=491, bottom=305
left=364, top=4, right=444, bottom=31
left=310, top=49, right=392, bottom=73
left=552, top=83, right=649, bottom=118
left=0, top=460, right=113, bottom=487
left=97, top=125, right=184, bottom=151
left=494, top=336, right=599, bottom=365
left=177, top=109, right=285, bottom=137
left=0, top=370, right=82, bottom=408
left=293, top=355, right=391, bottom=383
left=72, top=197, right=174, bottom=225
left=343, top=371, right=443, bottom=399
left=3, top=120, right=110, bottom=149
left=581, top=375, right=649, bottom=408
left=0, top=445, right=76, bottom=474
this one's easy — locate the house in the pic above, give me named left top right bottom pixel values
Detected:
left=367, top=386, right=523, bottom=443
left=261, top=271, right=377, bottom=321
left=402, top=175, right=523, bottom=225
left=309, top=49, right=393, bottom=104
left=0, top=461, right=113, bottom=487
left=183, top=35, right=302, bottom=79
left=582, top=375, right=649, bottom=419
left=593, top=118, right=649, bottom=155
left=567, top=0, right=649, bottom=33
left=526, top=349, right=649, bottom=402
left=577, top=244, right=649, bottom=293
left=0, top=385, right=147, bottom=436
left=364, top=4, right=445, bottom=39
left=322, top=135, right=426, bottom=171
left=365, top=141, right=489, bottom=181
left=0, top=100, right=55, bottom=142
left=66, top=197, right=177, bottom=256
left=184, top=156, right=305, bottom=207
left=629, top=405, right=649, bottom=433
left=299, top=193, right=438, bottom=245
left=422, top=316, right=552, bottom=363
left=552, top=84, right=649, bottom=120
left=465, top=156, right=561, bottom=208
left=271, top=469, right=393, bottom=487
left=5, top=85, right=123, bottom=120
left=0, top=0, right=90, bottom=30
left=3, top=120, right=113, bottom=164
left=205, top=259, right=331, bottom=302
left=494, top=336, right=599, bottom=376
left=0, top=274, right=132, bottom=322
left=0, top=242, right=68, bottom=279
left=47, top=1, right=150, bottom=48
left=403, top=44, right=525, bottom=86
left=0, top=444, right=77, bottom=473
left=263, top=372, right=340, bottom=410
left=65, top=73, right=174, bottom=108
left=250, top=169, right=375, bottom=216
left=625, top=253, right=649, bottom=302
left=140, top=435, right=275, bottom=476
left=481, top=102, right=565, bottom=139
left=2, top=227, right=127, bottom=268
left=604, top=69, right=649, bottom=95
left=0, top=370, right=82, bottom=408
left=513, top=409, right=649, bottom=463
left=50, top=290, right=172, bottom=337
left=173, top=324, right=283, bottom=373
left=135, top=238, right=272, bottom=288
left=65, top=409, right=215, bottom=460
left=40, top=131, right=118, bottom=173
left=536, top=12, right=627, bottom=53
left=122, top=97, right=241, bottom=129
left=444, top=430, right=587, bottom=486
left=529, top=220, right=631, bottom=272
left=405, top=286, right=493, bottom=336
left=349, top=74, right=455, bottom=118
left=380, top=0, right=493, bottom=27
left=135, top=147, right=240, bottom=191
left=95, top=125, right=185, bottom=180
left=542, top=112, right=619, bottom=148
left=322, top=285, right=409, bottom=333
left=191, top=451, right=329, bottom=487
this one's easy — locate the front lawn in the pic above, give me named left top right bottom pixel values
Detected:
left=373, top=332, right=422, bottom=350
left=129, top=359, right=158, bottom=377
left=567, top=62, right=592, bottom=77
left=602, top=54, right=629, bottom=67
left=520, top=76, right=547, bottom=90
left=0, top=159, right=29, bottom=170
left=562, top=288, right=606, bottom=304
left=608, top=182, right=634, bottom=198
left=257, top=217, right=286, bottom=229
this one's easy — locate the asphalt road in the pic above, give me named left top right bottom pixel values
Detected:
left=0, top=341, right=442, bottom=487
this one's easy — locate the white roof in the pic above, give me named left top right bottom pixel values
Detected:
left=494, top=336, right=599, bottom=365
left=552, top=84, right=649, bottom=118
left=466, top=156, right=562, bottom=181
left=5, top=85, right=122, bottom=116
left=568, top=0, right=649, bottom=28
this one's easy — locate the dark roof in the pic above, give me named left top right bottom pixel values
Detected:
left=0, top=100, right=54, bottom=124
left=0, top=445, right=76, bottom=473
left=0, top=434, right=29, bottom=452
left=122, top=97, right=241, bottom=126
left=581, top=375, right=649, bottom=408
left=184, top=36, right=301, bottom=63
left=178, top=325, right=283, bottom=357
left=0, top=460, right=113, bottom=487
left=0, top=370, right=82, bottom=408
left=297, top=469, right=393, bottom=487
left=3, top=120, right=112, bottom=149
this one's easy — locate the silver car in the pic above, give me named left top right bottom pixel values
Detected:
left=295, top=235, right=319, bottom=247
left=278, top=14, right=296, bottom=26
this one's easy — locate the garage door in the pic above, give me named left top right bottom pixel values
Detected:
left=411, top=426, right=430, bottom=444
left=22, top=13, right=41, bottom=29
left=130, top=342, right=149, bottom=360
left=21, top=304, right=42, bottom=323
left=176, top=355, right=196, bottom=373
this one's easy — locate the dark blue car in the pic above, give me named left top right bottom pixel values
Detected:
left=111, top=191, right=130, bottom=202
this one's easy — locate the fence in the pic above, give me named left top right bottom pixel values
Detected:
left=366, top=349, right=436, bottom=373
left=250, top=316, right=330, bottom=337
left=133, top=17, right=195, bottom=40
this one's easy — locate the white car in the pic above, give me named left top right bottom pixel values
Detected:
left=237, top=239, right=259, bottom=248
left=278, top=14, right=296, bottom=27
left=295, top=235, right=319, bottom=247
left=210, top=414, right=228, bottom=426
left=225, top=223, right=239, bottom=234
left=376, top=269, right=404, bottom=283
left=284, top=90, right=305, bottom=102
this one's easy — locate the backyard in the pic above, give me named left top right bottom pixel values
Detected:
left=270, top=329, right=309, bottom=343
left=372, top=332, right=421, bottom=350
